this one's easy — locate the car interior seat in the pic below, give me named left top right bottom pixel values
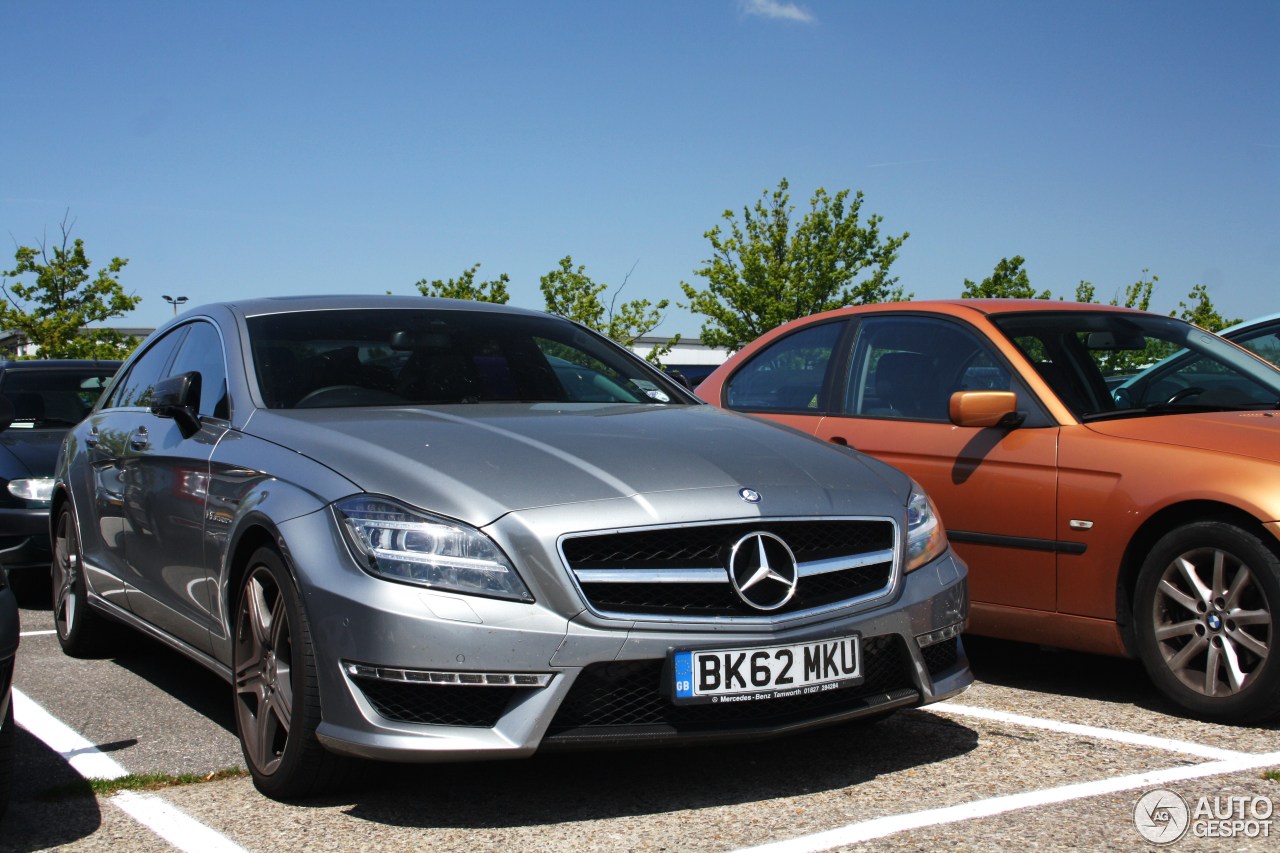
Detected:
left=874, top=351, right=945, bottom=419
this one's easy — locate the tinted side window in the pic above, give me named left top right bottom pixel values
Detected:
left=104, top=330, right=186, bottom=409
left=724, top=322, right=843, bottom=412
left=1233, top=323, right=1280, bottom=367
left=168, top=322, right=229, bottom=419
left=845, top=316, right=1013, bottom=421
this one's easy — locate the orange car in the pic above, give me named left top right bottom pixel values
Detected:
left=698, top=299, right=1280, bottom=722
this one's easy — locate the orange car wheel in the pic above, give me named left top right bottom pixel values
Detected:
left=1134, top=521, right=1280, bottom=723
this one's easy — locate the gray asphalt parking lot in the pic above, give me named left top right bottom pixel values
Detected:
left=4, top=596, right=1279, bottom=852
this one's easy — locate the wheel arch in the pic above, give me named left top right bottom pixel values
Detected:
left=224, top=517, right=296, bottom=626
left=1115, top=500, right=1280, bottom=656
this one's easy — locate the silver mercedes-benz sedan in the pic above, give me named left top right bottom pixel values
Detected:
left=52, top=296, right=971, bottom=799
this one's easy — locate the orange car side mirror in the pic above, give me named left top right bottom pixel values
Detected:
left=949, top=391, right=1025, bottom=429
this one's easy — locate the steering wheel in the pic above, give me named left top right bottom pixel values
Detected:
left=1165, top=385, right=1206, bottom=405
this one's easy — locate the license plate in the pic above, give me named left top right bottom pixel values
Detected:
left=672, top=635, right=862, bottom=705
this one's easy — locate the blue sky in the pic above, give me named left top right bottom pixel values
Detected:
left=2, top=1, right=1276, bottom=335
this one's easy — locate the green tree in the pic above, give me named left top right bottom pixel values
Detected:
left=1, top=217, right=141, bottom=359
left=415, top=263, right=510, bottom=303
left=540, top=256, right=678, bottom=362
left=961, top=256, right=1050, bottom=299
left=1175, top=282, right=1238, bottom=332
left=681, top=178, right=909, bottom=352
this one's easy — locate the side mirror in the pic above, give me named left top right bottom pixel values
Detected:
left=151, top=372, right=202, bottom=438
left=0, top=395, right=12, bottom=433
left=949, top=391, right=1025, bottom=429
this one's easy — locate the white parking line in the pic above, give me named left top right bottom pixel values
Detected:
left=18, top=628, right=57, bottom=637
left=113, top=791, right=250, bottom=853
left=930, top=701, right=1251, bottom=761
left=734, top=750, right=1280, bottom=853
left=13, top=688, right=248, bottom=853
left=732, top=702, right=1280, bottom=853
left=13, top=688, right=129, bottom=780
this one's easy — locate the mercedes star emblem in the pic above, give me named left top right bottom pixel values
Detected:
left=727, top=531, right=798, bottom=611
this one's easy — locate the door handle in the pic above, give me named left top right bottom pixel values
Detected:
left=828, top=436, right=848, bottom=446
left=129, top=426, right=150, bottom=450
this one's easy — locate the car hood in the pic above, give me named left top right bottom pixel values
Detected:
left=1086, top=410, right=1280, bottom=462
left=0, top=428, right=66, bottom=478
left=243, top=404, right=908, bottom=526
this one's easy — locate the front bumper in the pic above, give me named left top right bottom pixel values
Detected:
left=275, top=510, right=971, bottom=763
left=0, top=506, right=52, bottom=571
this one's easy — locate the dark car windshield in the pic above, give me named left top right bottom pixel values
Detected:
left=248, top=308, right=692, bottom=409
left=990, top=311, right=1280, bottom=421
left=0, top=366, right=118, bottom=428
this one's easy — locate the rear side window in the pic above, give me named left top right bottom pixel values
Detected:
left=1231, top=322, right=1280, bottom=367
left=723, top=321, right=844, bottom=412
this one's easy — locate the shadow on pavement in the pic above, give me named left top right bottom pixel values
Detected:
left=0, top=728, right=105, bottom=852
left=334, top=709, right=978, bottom=829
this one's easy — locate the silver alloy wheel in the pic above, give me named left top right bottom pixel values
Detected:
left=234, top=567, right=295, bottom=777
left=1150, top=545, right=1272, bottom=697
left=52, top=510, right=78, bottom=640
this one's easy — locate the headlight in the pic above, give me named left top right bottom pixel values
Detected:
left=7, top=477, right=54, bottom=504
left=905, top=483, right=947, bottom=572
left=335, top=496, right=533, bottom=602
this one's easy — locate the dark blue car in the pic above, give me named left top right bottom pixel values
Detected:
left=0, top=360, right=120, bottom=580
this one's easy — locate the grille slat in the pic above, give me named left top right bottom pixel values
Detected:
left=562, top=519, right=896, bottom=618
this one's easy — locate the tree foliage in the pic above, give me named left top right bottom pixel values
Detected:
left=1176, top=282, right=1238, bottom=331
left=960, top=256, right=1050, bottom=299
left=1, top=216, right=141, bottom=359
left=1070, top=270, right=1157, bottom=311
left=680, top=178, right=909, bottom=352
left=415, top=263, right=510, bottom=303
left=540, top=256, right=678, bottom=362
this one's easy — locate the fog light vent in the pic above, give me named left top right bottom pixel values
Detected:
left=343, top=661, right=552, bottom=687
left=916, top=618, right=966, bottom=648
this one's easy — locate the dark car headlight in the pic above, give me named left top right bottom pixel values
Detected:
left=6, top=477, right=54, bottom=506
left=905, top=483, right=948, bottom=572
left=335, top=496, right=533, bottom=602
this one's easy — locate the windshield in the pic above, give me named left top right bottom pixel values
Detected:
left=0, top=366, right=118, bottom=428
left=247, top=308, right=692, bottom=409
left=990, top=311, right=1280, bottom=421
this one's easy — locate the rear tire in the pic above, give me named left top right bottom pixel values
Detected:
left=1134, top=521, right=1280, bottom=723
left=232, top=547, right=347, bottom=799
left=52, top=507, right=118, bottom=658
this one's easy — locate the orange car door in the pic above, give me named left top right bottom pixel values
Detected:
left=815, top=314, right=1061, bottom=613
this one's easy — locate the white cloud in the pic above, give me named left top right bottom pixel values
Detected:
left=740, top=0, right=816, bottom=24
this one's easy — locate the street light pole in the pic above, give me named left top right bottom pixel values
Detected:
left=162, top=294, right=189, bottom=316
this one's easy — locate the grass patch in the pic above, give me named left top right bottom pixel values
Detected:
left=1263, top=770, right=1280, bottom=782
left=40, top=767, right=249, bottom=801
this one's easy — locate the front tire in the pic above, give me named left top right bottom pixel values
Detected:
left=1134, top=521, right=1280, bottom=723
left=52, top=507, right=117, bottom=658
left=232, top=547, right=345, bottom=799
